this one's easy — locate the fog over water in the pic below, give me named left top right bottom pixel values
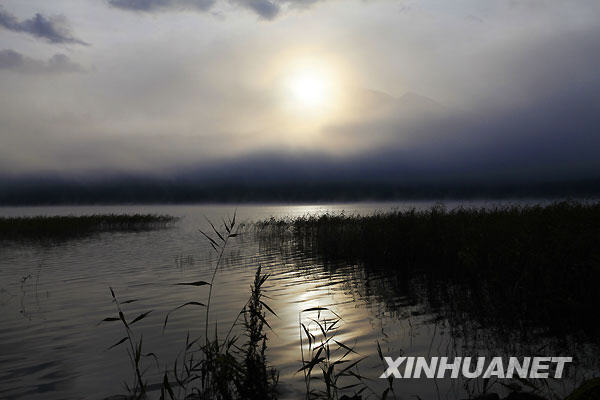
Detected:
left=1, top=0, right=599, bottom=193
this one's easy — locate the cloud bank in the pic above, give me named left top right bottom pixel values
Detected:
left=107, top=0, right=325, bottom=19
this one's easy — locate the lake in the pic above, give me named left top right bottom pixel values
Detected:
left=0, top=201, right=596, bottom=400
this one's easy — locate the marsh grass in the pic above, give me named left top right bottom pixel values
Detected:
left=259, top=201, right=600, bottom=340
left=255, top=202, right=600, bottom=400
left=0, top=214, right=176, bottom=241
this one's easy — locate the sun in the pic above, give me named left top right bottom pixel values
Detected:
left=272, top=53, right=349, bottom=127
left=284, top=60, right=338, bottom=111
left=288, top=70, right=329, bottom=108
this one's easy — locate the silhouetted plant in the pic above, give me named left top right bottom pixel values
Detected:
left=236, top=266, right=278, bottom=400
left=299, top=306, right=370, bottom=400
left=101, top=288, right=156, bottom=398
left=103, top=212, right=278, bottom=399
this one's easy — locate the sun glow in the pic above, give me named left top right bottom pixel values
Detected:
left=282, top=57, right=341, bottom=113
left=288, top=69, right=330, bottom=108
left=267, top=52, right=352, bottom=140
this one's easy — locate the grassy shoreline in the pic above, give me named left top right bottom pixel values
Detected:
left=0, top=214, right=177, bottom=241
left=258, top=201, right=600, bottom=339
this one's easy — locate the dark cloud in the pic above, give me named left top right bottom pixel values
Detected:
left=231, top=0, right=324, bottom=20
left=234, top=0, right=281, bottom=19
left=107, top=0, right=323, bottom=19
left=0, top=49, right=84, bottom=74
left=107, top=0, right=216, bottom=12
left=0, top=6, right=87, bottom=45
left=230, top=0, right=325, bottom=19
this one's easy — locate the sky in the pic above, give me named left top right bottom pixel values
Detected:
left=1, top=0, right=599, bottom=186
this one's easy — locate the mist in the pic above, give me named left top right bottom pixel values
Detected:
left=1, top=0, right=599, bottom=202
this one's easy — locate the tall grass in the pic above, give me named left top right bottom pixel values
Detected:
left=102, top=213, right=278, bottom=400
left=256, top=201, right=600, bottom=400
left=100, top=288, right=155, bottom=398
left=0, top=214, right=176, bottom=241
left=298, top=306, right=378, bottom=400
left=259, top=201, right=600, bottom=340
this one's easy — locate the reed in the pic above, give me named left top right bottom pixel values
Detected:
left=259, top=201, right=600, bottom=340
left=102, top=213, right=278, bottom=400
left=298, top=306, right=378, bottom=400
left=0, top=214, right=176, bottom=241
left=100, top=288, right=156, bottom=398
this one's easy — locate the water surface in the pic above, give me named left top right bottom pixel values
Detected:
left=0, top=201, right=596, bottom=399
